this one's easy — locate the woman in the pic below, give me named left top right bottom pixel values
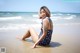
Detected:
left=17, top=6, right=53, bottom=48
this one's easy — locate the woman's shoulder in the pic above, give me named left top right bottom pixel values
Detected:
left=43, top=17, right=50, bottom=21
left=43, top=17, right=49, bottom=23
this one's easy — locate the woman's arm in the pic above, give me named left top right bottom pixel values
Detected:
left=32, top=20, right=48, bottom=48
left=32, top=19, right=49, bottom=48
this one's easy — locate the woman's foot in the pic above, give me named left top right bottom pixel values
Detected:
left=16, top=36, right=25, bottom=41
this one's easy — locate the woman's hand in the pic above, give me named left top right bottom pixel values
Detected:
left=31, top=44, right=36, bottom=48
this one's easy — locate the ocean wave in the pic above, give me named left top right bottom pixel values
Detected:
left=67, top=14, right=71, bottom=16
left=51, top=15, right=76, bottom=21
left=64, top=15, right=76, bottom=20
left=54, top=23, right=80, bottom=26
left=0, top=16, right=22, bottom=21
left=51, top=13, right=63, bottom=16
left=32, top=13, right=64, bottom=17
left=0, top=23, right=80, bottom=31
left=0, top=24, right=41, bottom=30
left=33, top=14, right=39, bottom=18
left=32, top=14, right=76, bottom=21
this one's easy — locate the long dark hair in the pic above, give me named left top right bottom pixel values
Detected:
left=40, top=6, right=51, bottom=17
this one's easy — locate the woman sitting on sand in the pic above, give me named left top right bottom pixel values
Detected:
left=17, top=6, right=53, bottom=48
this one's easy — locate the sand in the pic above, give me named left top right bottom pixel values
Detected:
left=0, top=23, right=80, bottom=53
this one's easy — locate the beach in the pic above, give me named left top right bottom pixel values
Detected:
left=0, top=12, right=80, bottom=53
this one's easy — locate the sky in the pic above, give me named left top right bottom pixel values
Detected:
left=0, top=0, right=80, bottom=13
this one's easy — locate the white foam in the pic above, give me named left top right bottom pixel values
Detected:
left=0, top=24, right=27, bottom=30
left=33, top=14, right=39, bottom=17
left=54, top=23, right=80, bottom=26
left=64, top=15, right=76, bottom=20
left=0, top=24, right=41, bottom=30
left=0, top=23, right=79, bottom=31
left=0, top=16, right=22, bottom=21
left=51, top=16, right=64, bottom=21
left=28, top=14, right=75, bottom=21
left=51, top=13, right=63, bottom=16
left=67, top=14, right=71, bottom=16
left=51, top=14, right=76, bottom=20
left=57, top=13, right=63, bottom=15
left=32, top=13, right=63, bottom=18
left=69, top=14, right=76, bottom=17
left=34, top=19, right=42, bottom=24
left=64, top=16, right=73, bottom=19
left=51, top=14, right=57, bottom=16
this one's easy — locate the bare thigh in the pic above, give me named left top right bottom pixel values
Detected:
left=29, top=27, right=39, bottom=43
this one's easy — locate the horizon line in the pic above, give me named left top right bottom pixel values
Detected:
left=0, top=11, right=80, bottom=13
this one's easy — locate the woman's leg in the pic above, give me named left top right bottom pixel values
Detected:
left=22, top=30, right=31, bottom=40
left=20, top=27, right=39, bottom=43
left=17, top=30, right=31, bottom=40
left=29, top=27, right=39, bottom=43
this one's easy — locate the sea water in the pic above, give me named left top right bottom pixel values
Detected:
left=0, top=12, right=80, bottom=30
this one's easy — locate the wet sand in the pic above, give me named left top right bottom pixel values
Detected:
left=0, top=24, right=80, bottom=53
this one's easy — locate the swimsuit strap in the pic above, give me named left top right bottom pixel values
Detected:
left=47, top=17, right=52, bottom=24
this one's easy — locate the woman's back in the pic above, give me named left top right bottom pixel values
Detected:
left=39, top=17, right=53, bottom=46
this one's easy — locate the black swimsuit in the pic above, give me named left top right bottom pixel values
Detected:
left=38, top=17, right=53, bottom=46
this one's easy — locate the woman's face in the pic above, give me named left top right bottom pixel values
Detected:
left=39, top=9, right=46, bottom=19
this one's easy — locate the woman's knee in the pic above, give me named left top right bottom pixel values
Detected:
left=27, top=27, right=33, bottom=31
left=29, top=27, right=34, bottom=32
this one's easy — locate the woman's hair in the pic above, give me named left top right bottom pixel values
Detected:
left=40, top=6, right=51, bottom=17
